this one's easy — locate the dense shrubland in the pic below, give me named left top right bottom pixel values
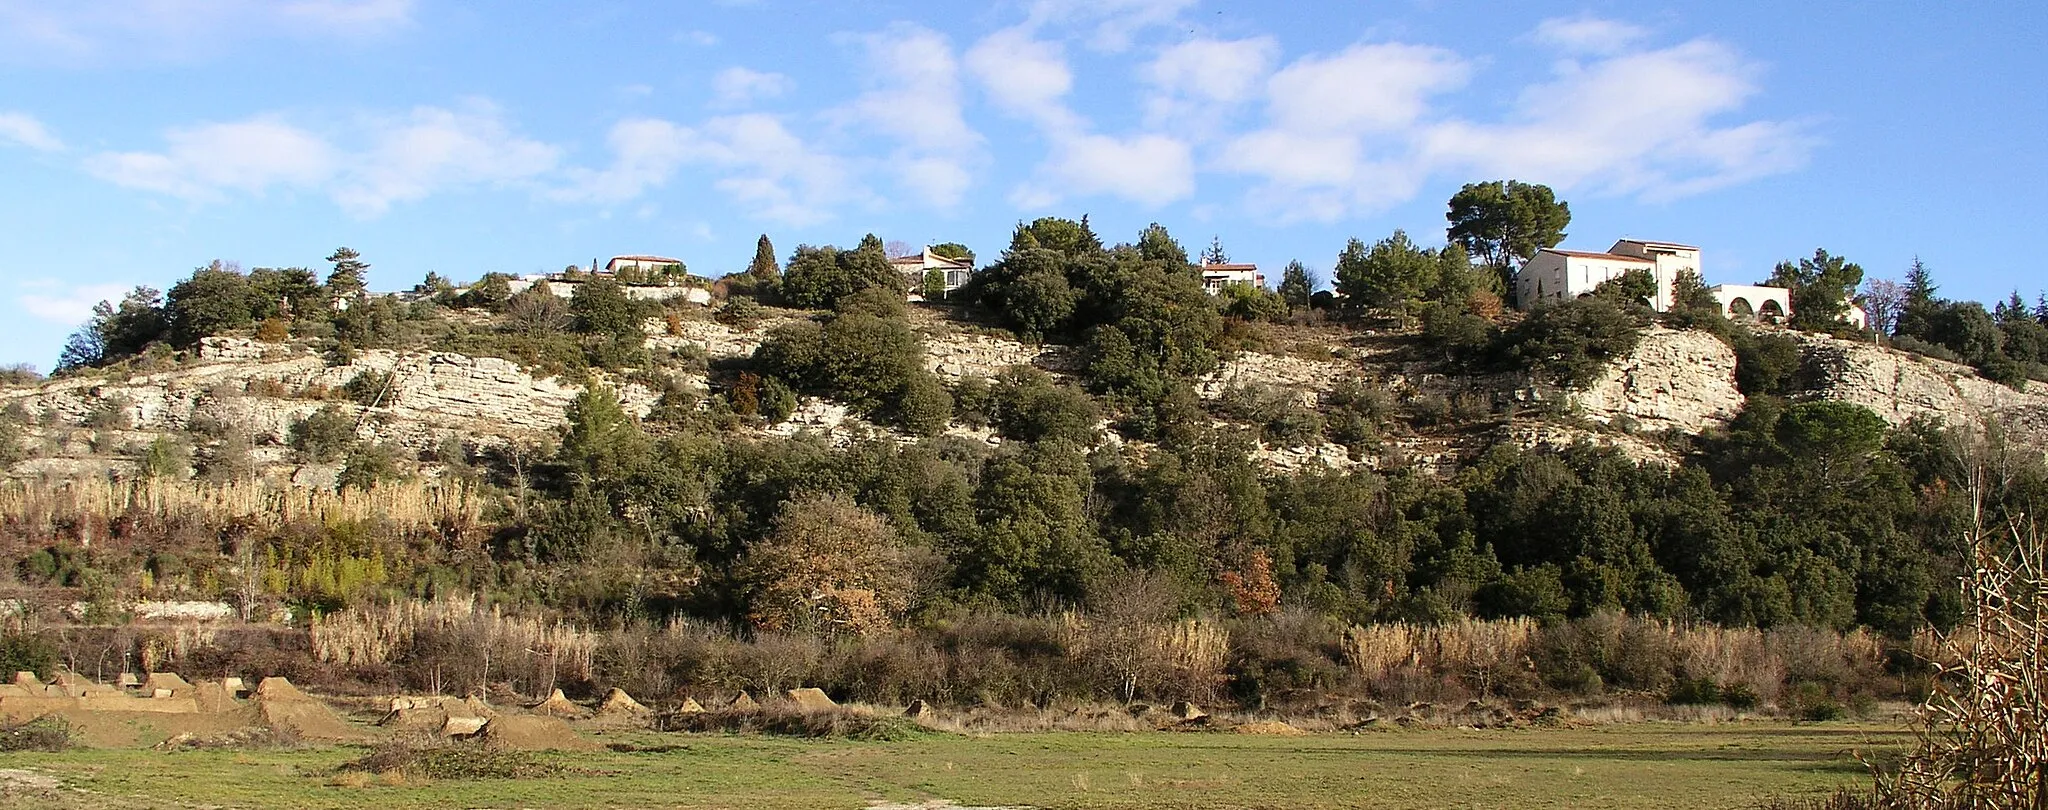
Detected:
left=9, top=199, right=2048, bottom=716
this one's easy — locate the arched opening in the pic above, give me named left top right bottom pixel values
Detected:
left=1576, top=292, right=1594, bottom=299
left=1728, top=297, right=1754, bottom=320
left=1759, top=299, right=1786, bottom=324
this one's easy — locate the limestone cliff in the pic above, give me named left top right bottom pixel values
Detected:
left=1571, top=327, right=1744, bottom=435
left=5, top=314, right=2039, bottom=484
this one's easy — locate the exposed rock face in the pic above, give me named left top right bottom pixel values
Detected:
left=0, top=337, right=658, bottom=467
left=921, top=331, right=1054, bottom=380
left=1799, top=333, right=2048, bottom=451
left=1571, top=328, right=1743, bottom=434
left=1200, top=349, right=1352, bottom=406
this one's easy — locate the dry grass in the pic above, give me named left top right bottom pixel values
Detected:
left=311, top=598, right=597, bottom=693
left=0, top=477, right=483, bottom=533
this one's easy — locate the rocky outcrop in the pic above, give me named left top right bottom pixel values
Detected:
left=1571, top=328, right=1743, bottom=434
left=921, top=331, right=1058, bottom=379
left=0, top=338, right=658, bottom=466
left=1799, top=333, right=2048, bottom=451
left=1200, top=349, right=1353, bottom=406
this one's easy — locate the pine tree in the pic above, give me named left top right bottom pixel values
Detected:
left=1201, top=235, right=1229, bottom=266
left=325, top=247, right=369, bottom=299
left=2035, top=292, right=2048, bottom=325
left=1277, top=260, right=1313, bottom=310
left=747, top=234, right=779, bottom=281
left=1903, top=256, right=1937, bottom=306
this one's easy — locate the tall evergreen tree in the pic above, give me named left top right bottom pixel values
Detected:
left=325, top=247, right=369, bottom=299
left=1277, top=260, right=1314, bottom=310
left=747, top=234, right=779, bottom=281
left=1201, top=235, right=1229, bottom=265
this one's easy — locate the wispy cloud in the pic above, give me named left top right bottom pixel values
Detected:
left=16, top=280, right=130, bottom=325
left=0, top=111, right=65, bottom=152
left=1421, top=36, right=1816, bottom=203
left=837, top=22, right=985, bottom=207
left=0, top=0, right=415, bottom=63
left=1529, top=15, right=1651, bottom=56
left=710, top=67, right=793, bottom=107
left=85, top=100, right=558, bottom=217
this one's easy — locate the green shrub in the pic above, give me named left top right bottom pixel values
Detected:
left=1720, top=682, right=1761, bottom=710
left=1492, top=297, right=1648, bottom=388
left=1666, top=677, right=1721, bottom=705
left=0, top=716, right=71, bottom=752
left=340, top=740, right=566, bottom=780
left=343, top=369, right=396, bottom=407
left=0, top=632, right=58, bottom=679
left=289, top=404, right=357, bottom=463
left=338, top=442, right=401, bottom=491
left=86, top=395, right=134, bottom=429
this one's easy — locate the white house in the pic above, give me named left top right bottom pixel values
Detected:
left=1200, top=262, right=1264, bottom=295
left=891, top=247, right=974, bottom=299
left=1515, top=239, right=1701, bottom=311
left=1705, top=283, right=1792, bottom=324
left=1518, top=238, right=1871, bottom=329
left=604, top=255, right=686, bottom=276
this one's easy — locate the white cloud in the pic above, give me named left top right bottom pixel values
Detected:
left=0, top=111, right=64, bottom=152
left=967, top=27, right=1081, bottom=132
left=1142, top=36, right=1279, bottom=130
left=711, top=67, right=793, bottom=107
left=553, top=118, right=699, bottom=202
left=689, top=114, right=866, bottom=226
left=1024, top=0, right=1197, bottom=51
left=0, top=0, right=414, bottom=62
left=1263, top=43, right=1471, bottom=134
left=555, top=112, right=862, bottom=224
left=1420, top=38, right=1815, bottom=201
left=970, top=23, right=1196, bottom=209
left=17, top=282, right=130, bottom=325
left=1025, top=133, right=1195, bottom=209
left=1146, top=36, right=1280, bottom=106
left=675, top=30, right=720, bottom=46
left=332, top=103, right=560, bottom=217
left=84, top=101, right=558, bottom=216
left=1529, top=15, right=1650, bottom=55
left=838, top=22, right=984, bottom=206
left=1217, top=42, right=1469, bottom=222
left=85, top=118, right=340, bottom=200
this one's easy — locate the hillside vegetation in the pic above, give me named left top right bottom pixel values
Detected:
left=3, top=216, right=2046, bottom=717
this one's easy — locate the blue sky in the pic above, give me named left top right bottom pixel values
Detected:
left=2, top=1, right=2043, bottom=370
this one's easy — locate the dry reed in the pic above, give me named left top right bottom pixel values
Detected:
left=311, top=597, right=596, bottom=692
left=0, top=477, right=483, bottom=534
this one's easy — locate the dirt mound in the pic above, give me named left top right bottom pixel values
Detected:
left=253, top=677, right=369, bottom=742
left=52, top=672, right=117, bottom=696
left=475, top=714, right=599, bottom=751
left=49, top=708, right=250, bottom=748
left=729, top=691, right=761, bottom=712
left=904, top=699, right=930, bottom=718
left=596, top=688, right=649, bottom=715
left=529, top=688, right=590, bottom=719
left=192, top=681, right=241, bottom=714
left=10, top=671, right=42, bottom=689
left=1171, top=701, right=1208, bottom=721
left=786, top=688, right=837, bottom=712
left=142, top=672, right=193, bottom=695
left=674, top=697, right=705, bottom=714
left=1232, top=721, right=1307, bottom=736
left=254, top=676, right=311, bottom=701
left=381, top=695, right=495, bottom=736
left=0, top=694, right=77, bottom=722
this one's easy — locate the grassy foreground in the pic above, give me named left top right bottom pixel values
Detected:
left=1, top=723, right=1906, bottom=810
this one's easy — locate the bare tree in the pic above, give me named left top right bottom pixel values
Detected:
left=1864, top=431, right=2046, bottom=808
left=1861, top=278, right=1906, bottom=338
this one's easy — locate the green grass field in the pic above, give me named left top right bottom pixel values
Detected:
left=1, top=723, right=1905, bottom=810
